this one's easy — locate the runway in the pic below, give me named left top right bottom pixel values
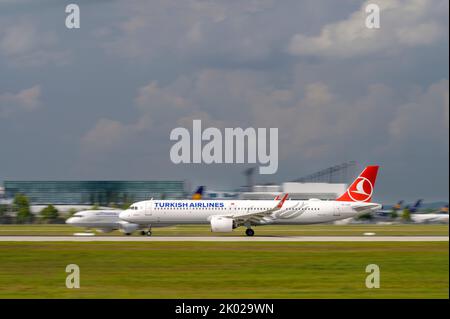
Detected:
left=0, top=236, right=448, bottom=242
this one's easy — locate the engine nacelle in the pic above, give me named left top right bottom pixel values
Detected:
left=119, top=222, right=139, bottom=234
left=210, top=216, right=235, bottom=232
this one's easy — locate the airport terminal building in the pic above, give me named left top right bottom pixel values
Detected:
left=3, top=181, right=187, bottom=205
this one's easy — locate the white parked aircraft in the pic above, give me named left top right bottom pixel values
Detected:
left=411, top=210, right=449, bottom=224
left=119, top=166, right=382, bottom=236
left=65, top=186, right=207, bottom=235
left=66, top=210, right=144, bottom=235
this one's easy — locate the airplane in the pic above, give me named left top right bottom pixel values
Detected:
left=65, top=209, right=143, bottom=235
left=119, top=165, right=382, bottom=236
left=375, top=200, right=404, bottom=218
left=410, top=204, right=449, bottom=224
left=374, top=199, right=422, bottom=220
left=65, top=186, right=207, bottom=235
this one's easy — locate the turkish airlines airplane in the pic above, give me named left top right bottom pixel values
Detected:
left=119, top=166, right=382, bottom=236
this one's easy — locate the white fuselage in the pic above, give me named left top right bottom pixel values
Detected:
left=66, top=210, right=122, bottom=229
left=119, top=199, right=380, bottom=226
left=66, top=210, right=142, bottom=234
left=411, top=213, right=449, bottom=224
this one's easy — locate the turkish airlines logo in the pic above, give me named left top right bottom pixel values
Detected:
left=347, top=177, right=373, bottom=202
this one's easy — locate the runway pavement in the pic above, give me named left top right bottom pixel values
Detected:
left=0, top=236, right=448, bottom=242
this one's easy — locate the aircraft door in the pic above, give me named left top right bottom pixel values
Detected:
left=144, top=202, right=153, bottom=219
left=334, top=204, right=342, bottom=216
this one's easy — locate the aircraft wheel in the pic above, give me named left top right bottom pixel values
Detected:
left=140, top=231, right=146, bottom=236
left=245, top=228, right=254, bottom=237
left=146, top=231, right=152, bottom=236
left=125, top=233, right=131, bottom=236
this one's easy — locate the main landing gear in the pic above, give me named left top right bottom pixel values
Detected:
left=245, top=228, right=255, bottom=237
left=140, top=230, right=152, bottom=236
left=141, top=226, right=152, bottom=236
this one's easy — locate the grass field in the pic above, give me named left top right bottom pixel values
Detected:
left=0, top=241, right=448, bottom=298
left=0, top=224, right=448, bottom=236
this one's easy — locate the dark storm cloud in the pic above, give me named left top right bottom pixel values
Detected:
left=0, top=0, right=448, bottom=203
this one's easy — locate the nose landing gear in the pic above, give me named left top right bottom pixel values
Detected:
left=245, top=228, right=255, bottom=236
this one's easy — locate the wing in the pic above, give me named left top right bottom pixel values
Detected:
left=231, top=194, right=289, bottom=225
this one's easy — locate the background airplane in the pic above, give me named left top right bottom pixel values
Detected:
left=65, top=210, right=143, bottom=235
left=375, top=200, right=404, bottom=218
left=66, top=186, right=206, bottom=235
left=411, top=204, right=449, bottom=224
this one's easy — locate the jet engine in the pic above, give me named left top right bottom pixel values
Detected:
left=210, top=216, right=235, bottom=232
left=119, top=222, right=139, bottom=234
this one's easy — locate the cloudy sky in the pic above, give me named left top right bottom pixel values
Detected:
left=0, top=0, right=448, bottom=203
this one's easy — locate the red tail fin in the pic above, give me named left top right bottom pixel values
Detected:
left=336, top=166, right=379, bottom=202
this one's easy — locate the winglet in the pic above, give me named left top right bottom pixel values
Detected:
left=277, top=194, right=289, bottom=208
left=274, top=195, right=280, bottom=200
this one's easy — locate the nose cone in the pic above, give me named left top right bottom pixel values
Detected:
left=66, top=217, right=75, bottom=225
left=119, top=210, right=132, bottom=222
